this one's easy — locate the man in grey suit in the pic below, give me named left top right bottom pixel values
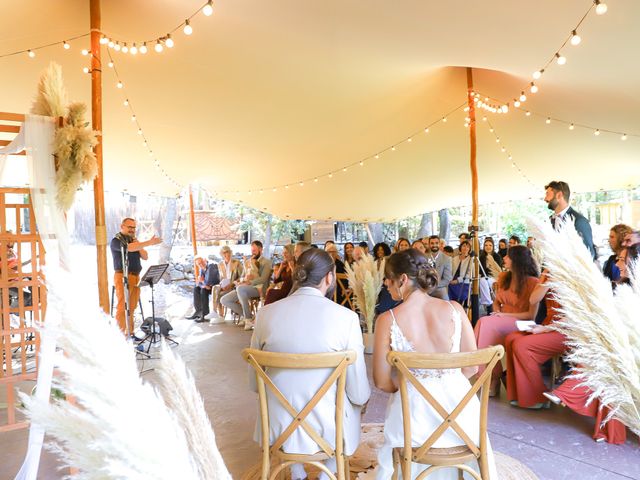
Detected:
left=424, top=235, right=453, bottom=300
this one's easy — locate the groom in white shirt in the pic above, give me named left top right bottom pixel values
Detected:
left=249, top=248, right=370, bottom=480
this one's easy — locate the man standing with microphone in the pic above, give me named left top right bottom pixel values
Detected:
left=110, top=218, right=162, bottom=336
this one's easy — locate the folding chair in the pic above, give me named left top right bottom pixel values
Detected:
left=334, top=273, right=355, bottom=311
left=242, top=348, right=356, bottom=480
left=388, top=345, right=504, bottom=480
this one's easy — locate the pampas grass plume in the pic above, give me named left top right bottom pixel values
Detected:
left=31, top=62, right=67, bottom=118
left=345, top=255, right=385, bottom=333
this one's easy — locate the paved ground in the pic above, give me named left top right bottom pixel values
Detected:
left=2, top=277, right=638, bottom=479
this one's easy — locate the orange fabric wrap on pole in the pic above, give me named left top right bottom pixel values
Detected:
left=467, top=67, right=480, bottom=296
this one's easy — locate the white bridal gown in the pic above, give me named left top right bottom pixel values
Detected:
left=375, top=303, right=498, bottom=479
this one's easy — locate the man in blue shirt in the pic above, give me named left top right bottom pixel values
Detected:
left=187, top=256, right=220, bottom=322
left=110, top=217, right=161, bottom=335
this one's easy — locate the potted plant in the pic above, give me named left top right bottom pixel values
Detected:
left=345, top=255, right=385, bottom=354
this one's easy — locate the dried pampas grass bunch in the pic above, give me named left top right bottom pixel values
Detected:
left=31, top=62, right=99, bottom=211
left=531, top=219, right=640, bottom=436
left=20, top=276, right=231, bottom=479
left=345, top=255, right=385, bottom=333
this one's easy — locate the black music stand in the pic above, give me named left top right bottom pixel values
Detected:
left=137, top=263, right=178, bottom=353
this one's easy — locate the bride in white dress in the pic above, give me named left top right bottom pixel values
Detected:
left=373, top=249, right=498, bottom=479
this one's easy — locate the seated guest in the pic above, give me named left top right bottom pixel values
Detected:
left=372, top=242, right=391, bottom=269
left=372, top=242, right=398, bottom=315
left=264, top=244, right=295, bottom=305
left=209, top=246, right=243, bottom=322
left=325, top=243, right=348, bottom=304
left=343, top=242, right=355, bottom=266
left=474, top=245, right=539, bottom=395
left=439, top=238, right=446, bottom=252
left=394, top=237, right=411, bottom=252
left=509, top=235, right=521, bottom=247
left=411, top=239, right=426, bottom=254
left=249, top=249, right=370, bottom=480
left=358, top=241, right=370, bottom=256
left=479, top=237, right=503, bottom=277
left=443, top=245, right=454, bottom=257
left=294, top=241, right=312, bottom=261
left=186, top=256, right=220, bottom=323
left=324, top=240, right=336, bottom=250
left=221, top=240, right=272, bottom=330
left=373, top=249, right=498, bottom=478
left=505, top=270, right=565, bottom=408
left=426, top=235, right=452, bottom=300
left=498, top=238, right=508, bottom=259
left=353, top=245, right=367, bottom=262
left=448, top=240, right=473, bottom=304
left=603, top=224, right=632, bottom=282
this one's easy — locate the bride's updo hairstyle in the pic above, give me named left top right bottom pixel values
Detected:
left=385, top=248, right=439, bottom=294
left=292, top=248, right=335, bottom=288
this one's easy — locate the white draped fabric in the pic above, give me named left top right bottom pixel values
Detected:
left=0, top=115, right=70, bottom=480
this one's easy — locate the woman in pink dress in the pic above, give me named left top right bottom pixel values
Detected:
left=474, top=245, right=539, bottom=396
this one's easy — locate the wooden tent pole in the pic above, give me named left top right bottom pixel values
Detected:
left=466, top=67, right=480, bottom=324
left=189, top=184, right=198, bottom=256
left=90, top=0, right=109, bottom=314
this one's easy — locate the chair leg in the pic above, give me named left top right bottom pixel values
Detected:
left=479, top=453, right=489, bottom=479
left=345, top=455, right=351, bottom=480
left=458, top=469, right=464, bottom=480
left=391, top=450, right=399, bottom=480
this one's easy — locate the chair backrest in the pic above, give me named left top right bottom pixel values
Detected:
left=242, top=348, right=356, bottom=460
left=334, top=273, right=355, bottom=310
left=387, top=346, right=504, bottom=461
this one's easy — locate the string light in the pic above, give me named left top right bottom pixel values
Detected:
left=546, top=117, right=551, bottom=124
left=594, top=129, right=601, bottom=136
left=140, top=43, right=148, bottom=54
left=155, top=41, right=163, bottom=53
left=532, top=70, right=542, bottom=80
left=81, top=49, right=89, bottom=56
left=184, top=20, right=193, bottom=35
left=108, top=61, right=114, bottom=68
left=165, top=34, right=174, bottom=48
left=63, top=41, right=70, bottom=50
left=530, top=83, right=539, bottom=94
left=621, top=134, right=628, bottom=141
left=117, top=81, right=123, bottom=89
left=114, top=42, right=121, bottom=52
left=519, top=92, right=527, bottom=102
left=100, top=36, right=108, bottom=45
left=203, top=0, right=214, bottom=16
left=569, top=123, right=575, bottom=130
left=82, top=67, right=90, bottom=74
left=570, top=30, right=582, bottom=45
left=27, top=50, right=35, bottom=58
left=595, top=0, right=608, bottom=15
left=555, top=53, right=567, bottom=65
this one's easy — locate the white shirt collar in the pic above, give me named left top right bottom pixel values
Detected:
left=555, top=205, right=570, bottom=218
left=291, top=286, right=324, bottom=297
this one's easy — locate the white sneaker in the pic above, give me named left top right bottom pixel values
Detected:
left=237, top=319, right=245, bottom=327
left=204, top=311, right=220, bottom=320
left=243, top=320, right=255, bottom=331
left=209, top=317, right=225, bottom=325
left=542, top=392, right=563, bottom=406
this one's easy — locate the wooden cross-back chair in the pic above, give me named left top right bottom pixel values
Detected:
left=387, top=345, right=504, bottom=480
left=242, top=348, right=356, bottom=480
left=333, top=273, right=355, bottom=311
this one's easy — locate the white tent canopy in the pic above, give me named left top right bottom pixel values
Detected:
left=1, top=0, right=638, bottom=221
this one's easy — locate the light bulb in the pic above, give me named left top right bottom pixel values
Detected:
left=184, top=20, right=193, bottom=35
left=496, top=138, right=500, bottom=143
left=203, top=1, right=213, bottom=16
left=299, top=182, right=304, bottom=187
left=621, top=134, right=627, bottom=141
left=140, top=43, right=148, bottom=54
left=525, top=111, right=531, bottom=116
left=407, top=137, right=412, bottom=142
left=463, top=106, right=469, bottom=112
left=442, top=117, right=447, bottom=123
left=130, top=44, right=137, bottom=55
left=546, top=117, right=551, bottom=124
left=595, top=1, right=607, bottom=15
left=123, top=99, right=129, bottom=106
left=501, top=147, right=506, bottom=152
left=137, top=129, right=143, bottom=135
left=165, top=34, right=174, bottom=48
left=114, top=43, right=121, bottom=52
left=28, top=49, right=35, bottom=58
left=489, top=128, right=494, bottom=133
left=514, top=100, right=521, bottom=108
left=121, top=43, right=128, bottom=53
left=108, top=61, right=114, bottom=68
left=117, top=81, right=123, bottom=89
left=530, top=83, right=539, bottom=94
left=569, top=124, right=575, bottom=130
left=482, top=116, right=487, bottom=122
left=570, top=30, right=582, bottom=46
left=532, top=70, right=542, bottom=79
left=83, top=67, right=90, bottom=74
left=555, top=53, right=566, bottom=65
left=501, top=104, right=509, bottom=113
left=594, top=129, right=600, bottom=136
left=63, top=41, right=70, bottom=50
left=391, top=146, right=396, bottom=151
left=328, top=173, right=333, bottom=178
left=131, top=115, right=136, bottom=121
left=375, top=154, right=380, bottom=158
left=155, top=41, right=163, bottom=53
left=343, top=167, right=348, bottom=171
left=519, top=92, right=527, bottom=102
left=314, top=178, right=318, bottom=182
left=81, top=49, right=89, bottom=56
left=285, top=185, right=290, bottom=189
left=108, top=40, right=115, bottom=48
left=100, top=36, right=108, bottom=45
